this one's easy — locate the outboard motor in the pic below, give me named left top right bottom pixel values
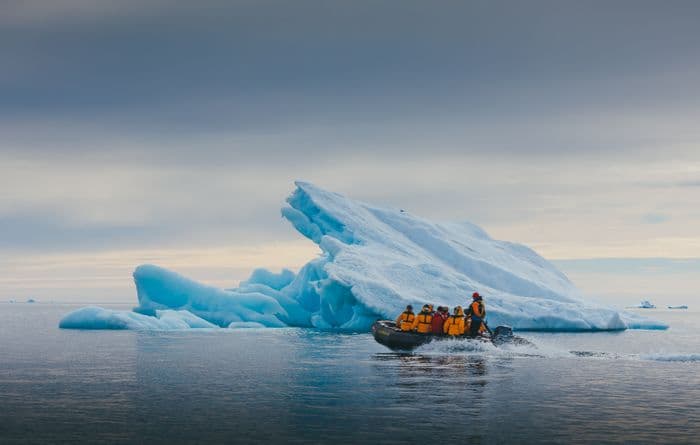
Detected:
left=492, top=325, right=514, bottom=345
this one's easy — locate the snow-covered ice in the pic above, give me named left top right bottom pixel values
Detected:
left=59, top=306, right=217, bottom=330
left=60, top=181, right=667, bottom=331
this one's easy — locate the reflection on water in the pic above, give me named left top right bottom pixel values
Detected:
left=2, top=305, right=700, bottom=444
left=374, top=353, right=491, bottom=434
left=374, top=352, right=489, bottom=389
left=368, top=352, right=526, bottom=444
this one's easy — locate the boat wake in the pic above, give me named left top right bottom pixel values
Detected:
left=413, top=336, right=547, bottom=359
left=639, top=353, right=700, bottom=362
left=410, top=337, right=700, bottom=363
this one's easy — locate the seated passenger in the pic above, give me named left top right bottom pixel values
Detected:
left=395, top=305, right=415, bottom=331
left=412, top=304, right=434, bottom=334
left=443, top=306, right=465, bottom=336
left=431, top=306, right=449, bottom=334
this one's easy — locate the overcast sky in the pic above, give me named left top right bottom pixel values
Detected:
left=2, top=0, right=699, bottom=304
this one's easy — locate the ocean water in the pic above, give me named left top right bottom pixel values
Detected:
left=1, top=303, right=700, bottom=444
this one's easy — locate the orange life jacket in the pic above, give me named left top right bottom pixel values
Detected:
left=396, top=311, right=415, bottom=331
left=412, top=311, right=433, bottom=334
left=470, top=301, right=485, bottom=318
left=443, top=315, right=465, bottom=336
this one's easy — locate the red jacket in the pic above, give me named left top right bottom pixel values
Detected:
left=431, top=312, right=447, bottom=334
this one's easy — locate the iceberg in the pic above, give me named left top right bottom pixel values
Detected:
left=59, top=306, right=218, bottom=330
left=60, top=181, right=667, bottom=331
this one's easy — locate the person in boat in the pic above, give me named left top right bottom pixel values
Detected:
left=443, top=306, right=465, bottom=336
left=395, top=305, right=415, bottom=331
left=431, top=306, right=449, bottom=335
left=441, top=305, right=450, bottom=323
left=466, top=292, right=486, bottom=337
left=411, top=304, right=434, bottom=334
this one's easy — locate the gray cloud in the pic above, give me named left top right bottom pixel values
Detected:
left=3, top=1, right=700, bottom=139
left=1, top=0, right=700, bottom=284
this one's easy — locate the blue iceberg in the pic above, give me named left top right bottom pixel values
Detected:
left=60, top=181, right=667, bottom=331
left=60, top=306, right=218, bottom=330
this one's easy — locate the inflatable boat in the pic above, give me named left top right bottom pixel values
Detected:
left=371, top=320, right=530, bottom=350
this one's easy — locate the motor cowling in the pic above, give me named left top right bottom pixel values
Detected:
left=493, top=325, right=514, bottom=341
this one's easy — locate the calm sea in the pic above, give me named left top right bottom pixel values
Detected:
left=1, top=303, right=699, bottom=444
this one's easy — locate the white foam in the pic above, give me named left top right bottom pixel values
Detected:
left=640, top=353, right=700, bottom=362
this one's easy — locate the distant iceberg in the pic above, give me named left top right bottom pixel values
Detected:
left=636, top=300, right=656, bottom=309
left=667, top=305, right=688, bottom=310
left=60, top=181, right=666, bottom=332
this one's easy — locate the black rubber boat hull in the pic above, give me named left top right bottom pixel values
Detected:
left=371, top=320, right=525, bottom=350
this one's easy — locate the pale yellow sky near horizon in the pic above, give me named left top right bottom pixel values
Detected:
left=3, top=234, right=699, bottom=305
left=2, top=151, right=699, bottom=303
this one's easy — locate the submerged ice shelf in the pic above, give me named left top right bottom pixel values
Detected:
left=60, top=182, right=667, bottom=332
